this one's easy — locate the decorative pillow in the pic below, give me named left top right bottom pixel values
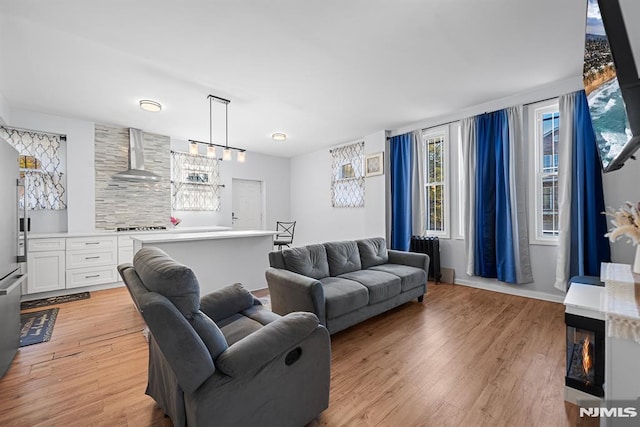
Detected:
left=357, top=237, right=389, bottom=269
left=134, top=247, right=200, bottom=317
left=282, top=244, right=330, bottom=279
left=325, top=241, right=362, bottom=276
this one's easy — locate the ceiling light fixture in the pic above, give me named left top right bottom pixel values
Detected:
left=139, top=99, right=162, bottom=112
left=272, top=132, right=287, bottom=141
left=189, top=94, right=247, bottom=162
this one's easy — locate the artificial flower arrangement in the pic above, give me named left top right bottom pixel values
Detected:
left=604, top=201, right=640, bottom=245
left=170, top=216, right=182, bottom=227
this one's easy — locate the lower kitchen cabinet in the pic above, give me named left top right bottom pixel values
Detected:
left=66, top=265, right=118, bottom=289
left=27, top=250, right=66, bottom=293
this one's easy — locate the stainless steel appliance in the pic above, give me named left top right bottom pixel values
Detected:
left=0, top=137, right=28, bottom=378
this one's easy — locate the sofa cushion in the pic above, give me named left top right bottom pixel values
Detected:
left=133, top=247, right=200, bottom=317
left=338, top=270, right=401, bottom=304
left=282, top=244, right=330, bottom=279
left=319, top=277, right=369, bottom=319
left=357, top=238, right=389, bottom=269
left=325, top=241, right=362, bottom=276
left=369, top=264, right=426, bottom=292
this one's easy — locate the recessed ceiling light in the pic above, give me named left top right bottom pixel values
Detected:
left=139, top=100, right=162, bottom=112
left=272, top=132, right=287, bottom=141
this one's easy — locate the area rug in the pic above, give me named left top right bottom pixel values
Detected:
left=258, top=296, right=271, bottom=310
left=20, top=292, right=90, bottom=310
left=20, top=308, right=59, bottom=347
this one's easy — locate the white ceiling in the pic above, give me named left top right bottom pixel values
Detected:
left=0, top=0, right=591, bottom=157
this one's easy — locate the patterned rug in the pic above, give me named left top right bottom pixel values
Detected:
left=258, top=296, right=271, bottom=310
left=20, top=308, right=59, bottom=347
left=20, top=292, right=90, bottom=310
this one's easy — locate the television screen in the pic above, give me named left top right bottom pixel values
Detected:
left=583, top=0, right=633, bottom=172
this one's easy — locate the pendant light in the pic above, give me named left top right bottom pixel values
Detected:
left=188, top=94, right=247, bottom=162
left=189, top=141, right=199, bottom=155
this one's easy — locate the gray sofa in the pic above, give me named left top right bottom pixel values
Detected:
left=266, top=237, right=430, bottom=334
left=119, top=247, right=331, bottom=427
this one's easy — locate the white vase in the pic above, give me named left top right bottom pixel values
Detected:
left=634, top=245, right=640, bottom=275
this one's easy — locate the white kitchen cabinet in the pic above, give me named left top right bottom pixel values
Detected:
left=66, top=265, right=118, bottom=289
left=65, top=236, right=118, bottom=288
left=26, top=250, right=66, bottom=293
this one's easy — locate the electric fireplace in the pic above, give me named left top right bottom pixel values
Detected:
left=565, top=313, right=605, bottom=397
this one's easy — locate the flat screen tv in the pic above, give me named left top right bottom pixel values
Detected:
left=584, top=0, right=640, bottom=172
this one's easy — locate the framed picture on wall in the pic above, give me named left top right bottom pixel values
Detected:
left=365, top=152, right=384, bottom=177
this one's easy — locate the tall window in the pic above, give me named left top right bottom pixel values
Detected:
left=331, top=142, right=365, bottom=208
left=531, top=103, right=560, bottom=243
left=423, top=127, right=449, bottom=237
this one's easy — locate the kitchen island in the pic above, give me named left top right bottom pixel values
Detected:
left=132, top=230, right=278, bottom=293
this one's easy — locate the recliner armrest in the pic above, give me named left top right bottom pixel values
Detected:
left=200, top=283, right=256, bottom=323
left=215, top=312, right=320, bottom=377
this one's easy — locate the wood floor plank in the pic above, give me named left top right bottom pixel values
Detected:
left=0, top=284, right=587, bottom=426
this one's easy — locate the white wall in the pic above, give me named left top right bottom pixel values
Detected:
left=8, top=109, right=95, bottom=233
left=602, top=159, right=640, bottom=265
left=290, top=130, right=386, bottom=246
left=0, top=92, right=10, bottom=125
left=171, top=139, right=291, bottom=230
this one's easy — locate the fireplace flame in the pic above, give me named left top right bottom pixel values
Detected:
left=582, top=336, right=592, bottom=379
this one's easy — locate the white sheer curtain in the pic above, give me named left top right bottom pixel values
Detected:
left=411, top=130, right=426, bottom=236
left=506, top=106, right=533, bottom=283
left=461, top=117, right=476, bottom=276
left=554, top=94, right=576, bottom=292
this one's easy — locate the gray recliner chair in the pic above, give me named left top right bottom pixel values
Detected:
left=118, top=247, right=331, bottom=427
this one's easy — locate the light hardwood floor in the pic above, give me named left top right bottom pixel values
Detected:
left=0, top=284, right=590, bottom=426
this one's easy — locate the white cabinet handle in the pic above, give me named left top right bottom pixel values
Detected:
left=85, top=274, right=100, bottom=279
left=85, top=256, right=100, bottom=260
left=84, top=242, right=100, bottom=245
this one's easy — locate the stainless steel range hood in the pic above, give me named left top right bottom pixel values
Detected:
left=113, top=128, right=161, bottom=182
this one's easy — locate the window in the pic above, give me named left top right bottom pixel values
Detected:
left=423, top=127, right=449, bottom=237
left=171, top=151, right=221, bottom=211
left=530, top=101, right=560, bottom=244
left=0, top=126, right=67, bottom=210
left=331, top=141, right=364, bottom=208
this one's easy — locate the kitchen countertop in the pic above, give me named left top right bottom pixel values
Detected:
left=28, top=226, right=232, bottom=239
left=132, top=230, right=278, bottom=244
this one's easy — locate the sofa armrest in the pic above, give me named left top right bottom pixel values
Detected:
left=265, top=268, right=326, bottom=325
left=388, top=249, right=430, bottom=274
left=215, top=312, right=320, bottom=377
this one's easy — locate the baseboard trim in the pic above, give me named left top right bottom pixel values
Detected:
left=21, top=281, right=124, bottom=302
left=454, top=278, right=565, bottom=303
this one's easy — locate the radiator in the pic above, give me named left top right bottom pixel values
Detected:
left=409, top=236, right=441, bottom=282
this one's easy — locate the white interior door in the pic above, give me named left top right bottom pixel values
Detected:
left=232, top=179, right=263, bottom=230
